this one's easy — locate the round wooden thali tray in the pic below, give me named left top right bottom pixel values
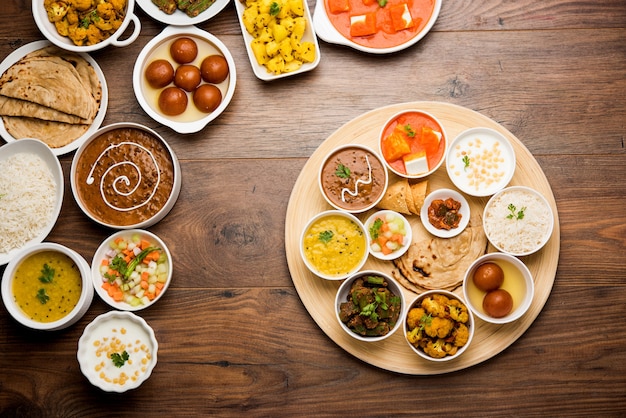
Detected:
left=284, top=101, right=560, bottom=375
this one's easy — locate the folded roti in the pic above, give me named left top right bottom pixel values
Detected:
left=0, top=96, right=90, bottom=124
left=2, top=116, right=89, bottom=148
left=392, top=211, right=488, bottom=292
left=0, top=52, right=96, bottom=121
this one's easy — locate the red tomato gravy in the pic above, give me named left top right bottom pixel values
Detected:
left=325, top=0, right=436, bottom=49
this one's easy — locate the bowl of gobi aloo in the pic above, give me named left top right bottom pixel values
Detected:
left=404, top=290, right=474, bottom=362
left=1, top=242, right=93, bottom=331
left=32, top=0, right=141, bottom=52
left=133, top=25, right=236, bottom=134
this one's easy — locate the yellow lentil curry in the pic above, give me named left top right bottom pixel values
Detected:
left=302, top=214, right=366, bottom=277
left=12, top=250, right=82, bottom=323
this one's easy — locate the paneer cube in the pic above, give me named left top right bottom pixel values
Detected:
left=350, top=12, right=377, bottom=37
left=403, top=151, right=429, bottom=175
left=389, top=3, right=414, bottom=31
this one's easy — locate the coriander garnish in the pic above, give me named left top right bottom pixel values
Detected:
left=269, top=2, right=281, bottom=15
left=38, top=263, right=55, bottom=283
left=403, top=124, right=416, bottom=137
left=36, top=288, right=49, bottom=304
left=462, top=155, right=470, bottom=170
left=506, top=204, right=526, bottom=220
left=369, top=218, right=384, bottom=240
left=111, top=351, right=129, bottom=368
left=335, top=163, right=351, bottom=179
left=318, top=230, right=334, bottom=243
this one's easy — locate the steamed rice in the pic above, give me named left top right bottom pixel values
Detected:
left=0, top=152, right=56, bottom=254
left=483, top=187, right=553, bottom=255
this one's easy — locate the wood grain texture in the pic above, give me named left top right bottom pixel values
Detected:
left=1, top=0, right=625, bottom=416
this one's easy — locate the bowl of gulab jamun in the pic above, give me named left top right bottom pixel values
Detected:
left=132, top=25, right=236, bottom=134
left=462, top=252, right=534, bottom=324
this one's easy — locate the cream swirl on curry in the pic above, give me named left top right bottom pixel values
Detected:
left=75, top=127, right=175, bottom=226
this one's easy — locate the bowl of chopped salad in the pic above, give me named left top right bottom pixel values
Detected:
left=91, top=229, right=172, bottom=311
left=364, top=210, right=412, bottom=260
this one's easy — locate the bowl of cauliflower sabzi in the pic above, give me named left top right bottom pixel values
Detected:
left=34, top=0, right=141, bottom=52
left=404, top=290, right=474, bottom=361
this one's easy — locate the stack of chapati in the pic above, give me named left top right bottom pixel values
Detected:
left=0, top=45, right=102, bottom=148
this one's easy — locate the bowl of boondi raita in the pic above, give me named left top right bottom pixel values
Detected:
left=300, top=210, right=368, bottom=280
left=1, top=242, right=93, bottom=331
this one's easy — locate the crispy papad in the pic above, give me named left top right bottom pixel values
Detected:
left=0, top=52, right=96, bottom=121
left=392, top=211, right=488, bottom=293
left=2, top=116, right=89, bottom=148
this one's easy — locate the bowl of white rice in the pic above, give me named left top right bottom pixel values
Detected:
left=0, top=138, right=63, bottom=266
left=483, top=186, right=554, bottom=256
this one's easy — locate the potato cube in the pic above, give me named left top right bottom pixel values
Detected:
left=266, top=55, right=285, bottom=74
left=284, top=60, right=303, bottom=73
left=251, top=39, right=270, bottom=64
left=273, top=23, right=289, bottom=43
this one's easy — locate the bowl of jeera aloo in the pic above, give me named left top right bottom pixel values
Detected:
left=1, top=242, right=93, bottom=331
left=33, top=0, right=141, bottom=52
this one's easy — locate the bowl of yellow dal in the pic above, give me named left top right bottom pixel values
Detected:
left=1, top=242, right=94, bottom=331
left=300, top=210, right=368, bottom=280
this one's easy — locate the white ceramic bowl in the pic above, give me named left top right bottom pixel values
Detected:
left=335, top=270, right=406, bottom=342
left=379, top=110, right=447, bottom=179
left=1, top=242, right=94, bottom=331
left=234, top=0, right=321, bottom=81
left=32, top=0, right=141, bottom=53
left=91, top=229, right=172, bottom=311
left=318, top=144, right=388, bottom=214
left=446, top=127, right=516, bottom=197
left=0, top=40, right=108, bottom=156
left=313, top=0, right=442, bottom=54
left=462, top=252, right=534, bottom=324
left=70, top=122, right=182, bottom=229
left=483, top=186, right=554, bottom=256
left=136, top=0, right=230, bottom=25
left=300, top=210, right=368, bottom=280
left=0, top=138, right=64, bottom=266
left=133, top=25, right=236, bottom=134
left=77, top=311, right=158, bottom=392
left=420, top=188, right=470, bottom=238
left=364, top=210, right=412, bottom=260
left=404, top=289, right=474, bottom=362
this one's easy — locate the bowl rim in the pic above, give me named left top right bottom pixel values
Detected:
left=420, top=187, right=471, bottom=239
left=318, top=143, right=389, bottom=213
left=69, top=121, right=182, bottom=229
left=462, top=252, right=535, bottom=324
left=0, top=138, right=64, bottom=266
left=363, top=209, right=412, bottom=260
left=335, top=269, right=406, bottom=342
left=91, top=229, right=172, bottom=311
left=1, top=242, right=93, bottom=330
left=403, top=289, right=475, bottom=362
left=379, top=109, right=448, bottom=179
left=77, top=310, right=158, bottom=392
left=482, top=185, right=555, bottom=256
left=445, top=126, right=516, bottom=197
left=132, top=25, right=237, bottom=134
left=31, top=0, right=141, bottom=53
left=299, top=209, right=368, bottom=280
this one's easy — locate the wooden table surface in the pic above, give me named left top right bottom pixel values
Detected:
left=1, top=0, right=625, bottom=416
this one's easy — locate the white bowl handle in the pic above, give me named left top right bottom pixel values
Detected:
left=110, top=14, right=142, bottom=48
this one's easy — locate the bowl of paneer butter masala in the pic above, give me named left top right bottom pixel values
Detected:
left=33, top=0, right=141, bottom=52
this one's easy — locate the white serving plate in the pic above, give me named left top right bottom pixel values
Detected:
left=133, top=25, right=236, bottom=134
left=0, top=40, right=108, bottom=156
left=0, top=138, right=64, bottom=265
left=137, top=0, right=231, bottom=25
left=313, top=0, right=441, bottom=54
left=234, top=0, right=321, bottom=81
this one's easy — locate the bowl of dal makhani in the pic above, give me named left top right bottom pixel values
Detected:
left=70, top=122, right=182, bottom=229
left=1, top=242, right=93, bottom=331
left=300, top=210, right=368, bottom=280
left=336, top=270, right=405, bottom=342
left=482, top=186, right=554, bottom=256
left=32, top=0, right=142, bottom=53
left=319, top=144, right=388, bottom=213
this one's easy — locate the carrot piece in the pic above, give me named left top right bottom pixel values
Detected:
left=155, top=282, right=164, bottom=290
left=140, top=280, right=149, bottom=290
left=114, top=237, right=125, bottom=244
left=101, top=259, right=109, bottom=266
left=391, top=233, right=404, bottom=244
left=112, top=290, right=124, bottom=302
left=140, top=239, right=151, bottom=250
left=381, top=244, right=393, bottom=255
left=146, top=292, right=156, bottom=301
left=155, top=288, right=162, bottom=297
left=141, top=271, right=150, bottom=281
